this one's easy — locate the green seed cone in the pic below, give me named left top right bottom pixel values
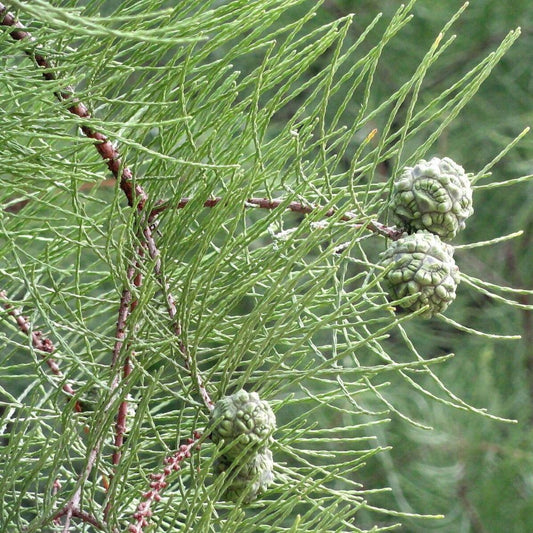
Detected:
left=210, top=389, right=276, bottom=460
left=380, top=231, right=460, bottom=318
left=391, top=157, right=473, bottom=240
left=214, top=448, right=274, bottom=503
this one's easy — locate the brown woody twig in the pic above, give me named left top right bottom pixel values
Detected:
left=1, top=4, right=147, bottom=528
left=141, top=224, right=215, bottom=411
left=0, top=290, right=81, bottom=408
left=0, top=4, right=146, bottom=211
left=53, top=506, right=108, bottom=532
left=152, top=196, right=403, bottom=241
left=129, top=432, right=202, bottom=533
left=109, top=259, right=143, bottom=471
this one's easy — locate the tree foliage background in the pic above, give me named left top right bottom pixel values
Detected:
left=0, top=0, right=531, bottom=532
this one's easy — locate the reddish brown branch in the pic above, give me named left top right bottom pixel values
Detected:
left=111, top=287, right=134, bottom=368
left=0, top=6, right=215, bottom=532
left=142, top=225, right=215, bottom=411
left=2, top=3, right=398, bottom=244
left=0, top=6, right=150, bottom=526
left=153, top=196, right=403, bottom=240
left=53, top=505, right=107, bottom=531
left=0, top=3, right=146, bottom=211
left=110, top=258, right=142, bottom=470
left=1, top=4, right=212, bottom=409
left=52, top=442, right=113, bottom=533
left=0, top=290, right=81, bottom=405
left=129, top=432, right=202, bottom=533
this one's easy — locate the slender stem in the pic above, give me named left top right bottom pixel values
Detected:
left=1, top=2, right=211, bottom=404
left=0, top=5, right=149, bottom=526
left=109, top=284, right=134, bottom=467
left=2, top=1, right=398, bottom=244
left=53, top=506, right=107, bottom=531
left=153, top=196, right=403, bottom=241
left=142, top=224, right=214, bottom=410
left=129, top=432, right=202, bottom=533
left=0, top=290, right=80, bottom=405
left=110, top=257, right=143, bottom=471
left=52, top=423, right=118, bottom=533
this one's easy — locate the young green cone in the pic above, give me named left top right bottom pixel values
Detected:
left=380, top=231, right=460, bottom=318
left=210, top=389, right=276, bottom=460
left=391, top=157, right=474, bottom=240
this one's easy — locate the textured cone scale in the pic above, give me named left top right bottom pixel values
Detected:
left=380, top=231, right=460, bottom=318
left=210, top=389, right=276, bottom=460
left=391, top=157, right=473, bottom=240
left=214, top=449, right=274, bottom=503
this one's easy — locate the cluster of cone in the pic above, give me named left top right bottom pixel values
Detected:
left=381, top=157, right=474, bottom=318
left=210, top=389, right=276, bottom=503
left=208, top=158, right=473, bottom=504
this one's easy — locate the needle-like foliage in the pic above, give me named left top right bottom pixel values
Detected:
left=0, top=1, right=531, bottom=532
